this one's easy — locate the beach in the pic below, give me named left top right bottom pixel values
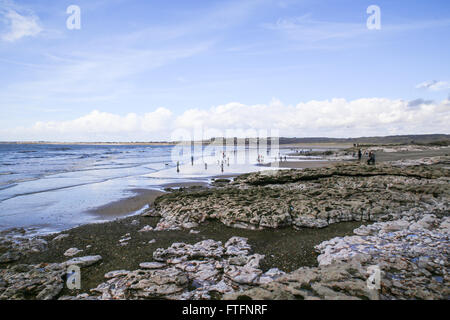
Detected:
left=0, top=143, right=449, bottom=300
left=0, top=143, right=284, bottom=234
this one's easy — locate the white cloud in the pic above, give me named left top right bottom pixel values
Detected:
left=24, top=108, right=173, bottom=141
left=416, top=80, right=450, bottom=92
left=263, top=14, right=450, bottom=44
left=1, top=98, right=449, bottom=141
left=1, top=9, right=42, bottom=42
left=264, top=15, right=367, bottom=42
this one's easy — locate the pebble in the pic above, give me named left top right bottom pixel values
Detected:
left=63, top=248, right=83, bottom=257
left=138, top=225, right=153, bottom=232
left=63, top=255, right=103, bottom=268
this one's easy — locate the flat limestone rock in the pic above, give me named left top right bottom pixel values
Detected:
left=63, top=247, right=83, bottom=257
left=226, top=214, right=450, bottom=300
left=52, top=234, right=69, bottom=242
left=138, top=225, right=153, bottom=232
left=0, top=251, right=21, bottom=263
left=224, top=265, right=262, bottom=284
left=139, top=262, right=166, bottom=269
left=63, top=255, right=102, bottom=268
left=293, top=216, right=328, bottom=229
left=0, top=263, right=65, bottom=300
left=104, top=270, right=130, bottom=279
left=67, top=237, right=273, bottom=300
left=150, top=160, right=450, bottom=231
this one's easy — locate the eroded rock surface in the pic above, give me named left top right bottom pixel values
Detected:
left=0, top=263, right=65, bottom=300
left=0, top=228, right=48, bottom=264
left=152, top=161, right=449, bottom=231
left=61, top=237, right=284, bottom=300
left=0, top=255, right=103, bottom=300
left=225, top=214, right=449, bottom=300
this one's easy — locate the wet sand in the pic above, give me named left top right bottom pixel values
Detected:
left=88, top=181, right=214, bottom=221
left=159, top=181, right=211, bottom=190
left=88, top=189, right=165, bottom=219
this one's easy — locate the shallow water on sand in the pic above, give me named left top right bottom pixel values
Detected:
left=0, top=144, right=294, bottom=234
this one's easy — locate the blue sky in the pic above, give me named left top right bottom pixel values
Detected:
left=0, top=0, right=449, bottom=141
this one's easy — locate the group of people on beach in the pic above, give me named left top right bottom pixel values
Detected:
left=177, top=149, right=292, bottom=173
left=177, top=151, right=231, bottom=173
left=256, top=153, right=287, bottom=164
left=356, top=149, right=376, bottom=165
left=274, top=155, right=287, bottom=162
left=291, top=148, right=313, bottom=154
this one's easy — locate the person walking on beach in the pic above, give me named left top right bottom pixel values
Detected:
left=358, top=149, right=362, bottom=161
left=367, top=151, right=375, bottom=165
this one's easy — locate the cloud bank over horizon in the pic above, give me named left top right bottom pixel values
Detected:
left=2, top=97, right=449, bottom=142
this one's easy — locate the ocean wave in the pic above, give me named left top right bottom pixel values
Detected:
left=51, top=147, right=72, bottom=151
left=78, top=154, right=96, bottom=159
left=0, top=183, right=17, bottom=192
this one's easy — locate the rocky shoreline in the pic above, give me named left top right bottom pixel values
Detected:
left=225, top=214, right=449, bottom=300
left=152, top=158, right=449, bottom=231
left=59, top=237, right=286, bottom=300
left=0, top=154, right=449, bottom=300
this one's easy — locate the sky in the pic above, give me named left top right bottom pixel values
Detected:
left=0, top=0, right=449, bottom=141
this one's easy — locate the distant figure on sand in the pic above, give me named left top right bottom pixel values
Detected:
left=191, top=156, right=194, bottom=166
left=358, top=149, right=362, bottom=161
left=367, top=151, right=375, bottom=165
left=177, top=161, right=180, bottom=173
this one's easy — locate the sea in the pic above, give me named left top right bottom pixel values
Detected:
left=0, top=143, right=287, bottom=235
